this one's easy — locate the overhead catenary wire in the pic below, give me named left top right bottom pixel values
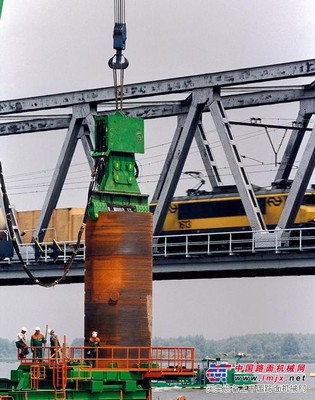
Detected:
left=1, top=112, right=306, bottom=201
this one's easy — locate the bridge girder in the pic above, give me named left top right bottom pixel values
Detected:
left=1, top=252, right=315, bottom=286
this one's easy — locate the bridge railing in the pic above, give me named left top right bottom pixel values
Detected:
left=1, top=226, right=315, bottom=264
left=0, top=241, right=85, bottom=264
left=152, top=226, right=315, bottom=257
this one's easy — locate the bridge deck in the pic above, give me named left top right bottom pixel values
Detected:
left=1, top=227, right=315, bottom=285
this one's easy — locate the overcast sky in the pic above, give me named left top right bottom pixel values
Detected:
left=1, top=0, right=315, bottom=351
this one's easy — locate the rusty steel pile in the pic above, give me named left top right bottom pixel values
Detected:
left=85, top=212, right=153, bottom=350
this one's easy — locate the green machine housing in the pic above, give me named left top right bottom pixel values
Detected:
left=88, top=112, right=149, bottom=220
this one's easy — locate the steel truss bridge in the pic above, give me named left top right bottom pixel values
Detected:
left=2, top=58, right=315, bottom=284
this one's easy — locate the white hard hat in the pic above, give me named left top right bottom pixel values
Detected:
left=21, top=326, right=27, bottom=332
left=92, top=331, right=98, bottom=337
left=35, top=326, right=40, bottom=331
left=47, top=329, right=52, bottom=334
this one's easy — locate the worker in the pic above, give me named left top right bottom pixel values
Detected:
left=15, top=327, right=29, bottom=359
left=30, top=327, right=46, bottom=362
left=48, top=328, right=60, bottom=358
left=87, top=331, right=100, bottom=367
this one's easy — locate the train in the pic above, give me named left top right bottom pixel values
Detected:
left=150, top=184, right=315, bottom=236
left=0, top=207, right=85, bottom=243
left=16, top=207, right=85, bottom=243
left=1, top=184, right=315, bottom=245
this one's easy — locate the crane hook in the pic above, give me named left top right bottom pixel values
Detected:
left=108, top=52, right=129, bottom=70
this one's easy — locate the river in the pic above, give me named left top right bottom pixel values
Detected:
left=152, top=364, right=315, bottom=400
left=1, top=362, right=315, bottom=399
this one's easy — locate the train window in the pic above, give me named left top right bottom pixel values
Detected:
left=302, top=195, right=315, bottom=205
left=178, top=198, right=266, bottom=220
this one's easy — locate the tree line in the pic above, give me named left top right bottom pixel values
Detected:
left=152, top=333, right=315, bottom=362
left=1, top=333, right=315, bottom=362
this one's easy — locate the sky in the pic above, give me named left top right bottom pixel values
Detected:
left=1, top=0, right=315, bottom=348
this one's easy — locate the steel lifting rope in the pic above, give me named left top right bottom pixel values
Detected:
left=0, top=161, right=102, bottom=288
left=112, top=62, right=125, bottom=112
left=114, top=0, right=125, bottom=24
left=108, top=0, right=128, bottom=112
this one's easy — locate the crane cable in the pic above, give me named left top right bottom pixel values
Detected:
left=0, top=161, right=102, bottom=288
left=113, top=0, right=124, bottom=111
left=108, top=0, right=128, bottom=112
left=112, top=62, right=125, bottom=112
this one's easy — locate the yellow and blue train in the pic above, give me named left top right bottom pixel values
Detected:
left=150, top=185, right=315, bottom=235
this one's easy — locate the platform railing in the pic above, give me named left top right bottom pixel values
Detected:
left=18, top=345, right=195, bottom=376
